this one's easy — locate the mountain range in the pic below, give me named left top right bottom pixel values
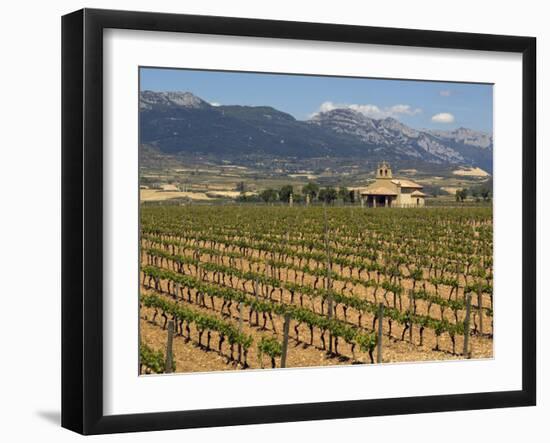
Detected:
left=139, top=91, right=493, bottom=172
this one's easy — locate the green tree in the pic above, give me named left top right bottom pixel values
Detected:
left=319, top=187, right=338, bottom=204
left=292, top=193, right=305, bottom=203
left=480, top=187, right=491, bottom=201
left=338, top=186, right=352, bottom=203
left=279, top=184, right=294, bottom=203
left=260, top=188, right=278, bottom=204
left=235, top=181, right=246, bottom=192
left=302, top=182, right=320, bottom=200
left=455, top=188, right=468, bottom=202
left=431, top=187, right=442, bottom=198
left=236, top=193, right=261, bottom=203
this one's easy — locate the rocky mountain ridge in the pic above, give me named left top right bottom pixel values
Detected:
left=139, top=91, right=493, bottom=172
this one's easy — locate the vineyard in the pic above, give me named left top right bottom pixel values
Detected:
left=139, top=205, right=493, bottom=374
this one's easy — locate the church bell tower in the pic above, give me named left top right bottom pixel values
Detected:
left=376, top=161, right=393, bottom=179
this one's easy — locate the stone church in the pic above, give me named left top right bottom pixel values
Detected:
left=357, top=161, right=426, bottom=208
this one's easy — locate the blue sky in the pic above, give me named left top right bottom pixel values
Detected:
left=140, top=67, right=493, bottom=133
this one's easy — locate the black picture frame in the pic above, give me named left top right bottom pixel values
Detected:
left=61, top=8, right=536, bottom=435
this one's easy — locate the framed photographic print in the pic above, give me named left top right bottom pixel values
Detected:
left=61, top=8, right=536, bottom=435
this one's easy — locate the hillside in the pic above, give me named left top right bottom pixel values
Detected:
left=139, top=91, right=493, bottom=173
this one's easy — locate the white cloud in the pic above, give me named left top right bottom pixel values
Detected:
left=439, top=90, right=452, bottom=97
left=210, top=102, right=221, bottom=107
left=431, top=112, right=455, bottom=123
left=314, top=101, right=421, bottom=119
left=388, top=104, right=422, bottom=115
left=318, top=101, right=338, bottom=113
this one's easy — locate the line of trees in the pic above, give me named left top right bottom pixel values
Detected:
left=455, top=187, right=491, bottom=202
left=246, top=182, right=356, bottom=205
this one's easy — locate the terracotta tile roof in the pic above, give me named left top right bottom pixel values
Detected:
left=391, top=179, right=423, bottom=189
left=410, top=190, right=427, bottom=197
left=360, top=186, right=398, bottom=196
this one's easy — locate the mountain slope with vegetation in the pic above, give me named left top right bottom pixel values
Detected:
left=140, top=91, right=493, bottom=172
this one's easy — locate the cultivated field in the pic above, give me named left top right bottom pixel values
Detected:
left=139, top=205, right=493, bottom=374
